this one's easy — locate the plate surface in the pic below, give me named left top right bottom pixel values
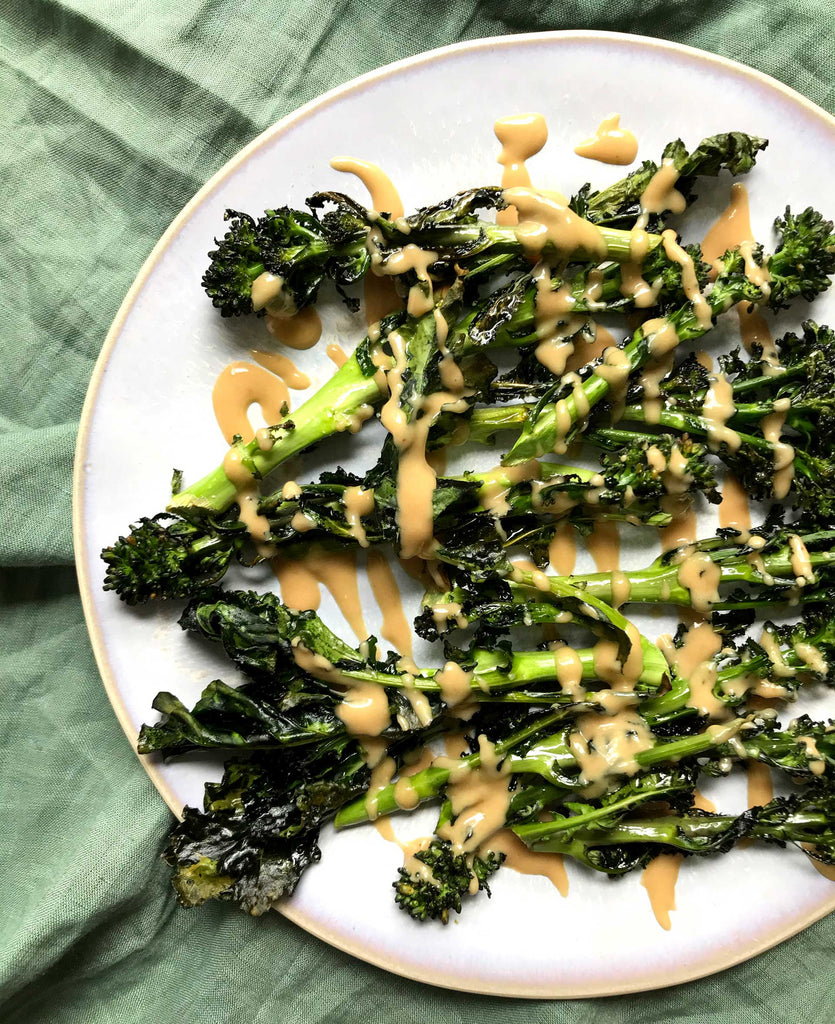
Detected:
left=74, top=31, right=835, bottom=997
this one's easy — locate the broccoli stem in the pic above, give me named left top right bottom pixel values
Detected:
left=334, top=716, right=748, bottom=828
left=514, top=798, right=835, bottom=861
left=334, top=705, right=580, bottom=827
left=502, top=262, right=768, bottom=464
left=511, top=527, right=835, bottom=609
left=168, top=348, right=384, bottom=511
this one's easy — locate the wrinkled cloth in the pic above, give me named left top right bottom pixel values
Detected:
left=1, top=2, right=834, bottom=1021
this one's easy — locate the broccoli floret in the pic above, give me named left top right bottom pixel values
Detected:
left=393, top=839, right=504, bottom=923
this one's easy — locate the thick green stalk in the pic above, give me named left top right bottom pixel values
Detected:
left=334, top=705, right=580, bottom=827
left=514, top=800, right=835, bottom=856
left=512, top=529, right=835, bottom=609
left=168, top=348, right=385, bottom=511
left=386, top=219, right=655, bottom=265
left=335, top=714, right=747, bottom=828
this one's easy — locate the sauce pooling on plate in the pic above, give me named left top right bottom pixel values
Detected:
left=494, top=113, right=548, bottom=224
left=574, top=113, right=638, bottom=165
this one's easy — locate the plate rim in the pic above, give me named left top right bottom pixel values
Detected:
left=72, top=29, right=835, bottom=999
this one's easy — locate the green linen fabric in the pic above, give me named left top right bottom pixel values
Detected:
left=1, top=1, right=834, bottom=1020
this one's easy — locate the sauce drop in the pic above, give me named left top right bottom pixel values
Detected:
left=574, top=113, right=638, bottom=166
left=364, top=275, right=404, bottom=326
left=548, top=520, right=577, bottom=576
left=641, top=854, right=682, bottom=930
left=366, top=551, right=414, bottom=658
left=326, top=343, right=349, bottom=368
left=265, top=306, right=323, bottom=350
left=746, top=761, right=773, bottom=807
left=586, top=520, right=620, bottom=573
left=486, top=830, right=569, bottom=896
left=271, top=547, right=368, bottom=641
left=701, top=184, right=781, bottom=368
left=330, top=156, right=405, bottom=218
left=212, top=361, right=290, bottom=445
left=494, top=113, right=548, bottom=225
left=249, top=349, right=311, bottom=390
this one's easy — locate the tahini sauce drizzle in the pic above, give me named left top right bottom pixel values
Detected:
left=249, top=349, right=311, bottom=390
left=619, top=160, right=686, bottom=304
left=658, top=499, right=698, bottom=554
left=336, top=680, right=391, bottom=738
left=807, top=853, right=835, bottom=882
left=700, top=364, right=741, bottom=452
left=548, top=520, right=577, bottom=575
left=485, top=830, right=569, bottom=896
left=676, top=550, right=722, bottom=613
left=376, top=244, right=437, bottom=317
left=478, top=459, right=541, bottom=517
left=574, top=113, right=638, bottom=166
left=271, top=546, right=368, bottom=640
left=398, top=390, right=467, bottom=559
left=658, top=619, right=726, bottom=719
left=366, top=550, right=414, bottom=658
left=435, top=736, right=512, bottom=854
left=640, top=160, right=686, bottom=218
left=568, top=711, right=655, bottom=795
left=661, top=229, right=712, bottom=330
left=586, top=520, right=621, bottom=574
left=565, top=322, right=615, bottom=374
left=701, top=183, right=781, bottom=369
left=265, top=306, right=323, bottom=350
left=343, top=485, right=375, bottom=548
left=380, top=324, right=469, bottom=560
left=289, top=644, right=392, bottom=751
left=212, top=361, right=290, bottom=444
left=221, top=446, right=273, bottom=554
left=505, top=186, right=608, bottom=260
left=326, top=343, right=349, bottom=368
left=330, top=156, right=406, bottom=325
left=693, top=789, right=717, bottom=813
left=532, top=265, right=584, bottom=374
left=494, top=113, right=548, bottom=225
left=436, top=662, right=474, bottom=708
left=330, top=156, right=405, bottom=218
left=760, top=406, right=795, bottom=500
left=746, top=762, right=774, bottom=808
left=554, top=644, right=586, bottom=701
left=641, top=855, right=682, bottom=930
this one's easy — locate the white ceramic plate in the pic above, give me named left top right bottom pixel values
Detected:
left=74, top=31, right=835, bottom=997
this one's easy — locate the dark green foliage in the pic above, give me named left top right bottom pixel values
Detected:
left=137, top=682, right=347, bottom=756
left=595, top=432, right=719, bottom=505
left=714, top=614, right=835, bottom=706
left=573, top=132, right=768, bottom=228
left=165, top=746, right=368, bottom=913
left=101, top=512, right=246, bottom=604
left=740, top=715, right=835, bottom=782
left=201, top=211, right=264, bottom=317
left=514, top=791, right=835, bottom=873
left=504, top=205, right=835, bottom=464
left=202, top=198, right=371, bottom=317
left=768, top=208, right=835, bottom=308
left=393, top=839, right=504, bottom=923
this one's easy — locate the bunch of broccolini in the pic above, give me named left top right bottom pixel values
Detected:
left=101, top=130, right=835, bottom=924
